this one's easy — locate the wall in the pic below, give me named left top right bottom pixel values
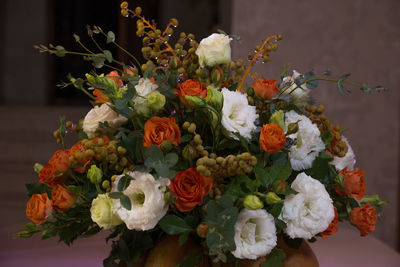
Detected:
left=231, top=0, right=400, bottom=249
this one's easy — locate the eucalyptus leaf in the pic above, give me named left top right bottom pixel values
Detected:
left=117, top=175, right=132, bottom=191
left=120, top=195, right=132, bottom=210
left=109, top=192, right=124, bottom=199
left=107, top=31, right=115, bottom=43
left=103, top=50, right=113, bottom=63
left=165, top=153, right=179, bottom=167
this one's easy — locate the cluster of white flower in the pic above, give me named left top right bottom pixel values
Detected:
left=280, top=172, right=334, bottom=239
left=91, top=171, right=170, bottom=231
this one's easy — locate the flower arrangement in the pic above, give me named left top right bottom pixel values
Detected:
left=18, top=2, right=388, bottom=266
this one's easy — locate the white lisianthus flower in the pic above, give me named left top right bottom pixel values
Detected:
left=280, top=70, right=311, bottom=107
left=82, top=103, right=127, bottom=138
left=91, top=194, right=122, bottom=230
left=331, top=136, right=356, bottom=171
left=111, top=171, right=170, bottom=231
left=285, top=110, right=325, bottom=171
left=280, top=173, right=334, bottom=239
left=195, top=33, right=231, bottom=67
left=221, top=88, right=258, bottom=140
left=133, top=78, right=159, bottom=115
left=232, top=209, right=277, bottom=260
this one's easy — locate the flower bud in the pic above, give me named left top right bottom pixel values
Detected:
left=274, top=181, right=287, bottom=194
left=265, top=192, right=281, bottom=204
left=196, top=222, right=208, bottom=238
left=168, top=56, right=180, bottom=69
left=146, top=91, right=166, bottom=112
left=286, top=122, right=299, bottom=135
left=185, top=95, right=204, bottom=108
left=33, top=163, right=43, bottom=174
left=87, top=165, right=103, bottom=184
left=246, top=87, right=255, bottom=97
left=205, top=86, right=223, bottom=111
left=211, top=67, right=224, bottom=85
left=161, top=141, right=173, bottom=152
left=85, top=73, right=96, bottom=86
left=269, top=110, right=284, bottom=130
left=243, top=195, right=263, bottom=210
left=183, top=144, right=197, bottom=160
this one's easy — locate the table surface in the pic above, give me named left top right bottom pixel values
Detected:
left=1, top=223, right=399, bottom=267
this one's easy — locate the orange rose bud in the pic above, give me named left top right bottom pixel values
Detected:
left=337, top=167, right=366, bottom=201
left=51, top=185, right=77, bottom=211
left=169, top=168, right=213, bottom=212
left=93, top=89, right=110, bottom=104
left=26, top=193, right=53, bottom=225
left=252, top=78, right=279, bottom=99
left=175, top=79, right=207, bottom=104
left=49, top=149, right=70, bottom=174
left=106, top=70, right=122, bottom=88
left=143, top=117, right=181, bottom=148
left=321, top=206, right=338, bottom=238
left=260, top=123, right=286, bottom=153
left=350, top=202, right=377, bottom=236
left=39, top=164, right=66, bottom=187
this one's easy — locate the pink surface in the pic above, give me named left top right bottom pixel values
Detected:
left=1, top=224, right=399, bottom=266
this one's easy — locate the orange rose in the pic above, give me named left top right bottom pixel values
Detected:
left=252, top=78, right=279, bottom=99
left=175, top=79, right=207, bottom=104
left=106, top=70, right=122, bottom=88
left=39, top=164, right=66, bottom=187
left=26, top=193, right=53, bottom=225
left=143, top=117, right=181, bottom=148
left=51, top=185, right=77, bottom=211
left=93, top=89, right=110, bottom=104
left=49, top=149, right=70, bottom=174
left=169, top=168, right=213, bottom=212
left=336, top=167, right=366, bottom=201
left=259, top=124, right=286, bottom=153
left=350, top=202, right=377, bottom=236
left=321, top=206, right=338, bottom=238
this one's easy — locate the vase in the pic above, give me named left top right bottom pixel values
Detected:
left=142, top=235, right=319, bottom=267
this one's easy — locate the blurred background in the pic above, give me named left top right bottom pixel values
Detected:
left=0, top=0, right=399, bottom=261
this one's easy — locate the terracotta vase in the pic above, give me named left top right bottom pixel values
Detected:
left=142, top=235, right=319, bottom=267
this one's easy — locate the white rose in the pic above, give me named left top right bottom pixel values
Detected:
left=90, top=194, right=122, bottom=230
left=285, top=110, right=325, bottom=171
left=280, top=70, right=311, bottom=107
left=195, top=33, right=231, bottom=67
left=221, top=88, right=258, bottom=140
left=280, top=172, right=334, bottom=239
left=112, top=171, right=170, bottom=231
left=82, top=103, right=127, bottom=138
left=331, top=136, right=356, bottom=171
left=232, top=209, right=277, bottom=260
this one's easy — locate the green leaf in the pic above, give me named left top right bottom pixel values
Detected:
left=228, top=83, right=238, bottom=91
left=337, top=73, right=351, bottom=95
left=282, top=234, right=303, bottom=249
left=103, top=50, right=113, bottom=63
left=306, top=152, right=335, bottom=184
left=109, top=192, right=124, bottom=199
left=107, top=31, right=115, bottom=43
left=178, top=231, right=190, bottom=245
left=268, top=202, right=284, bottom=218
left=260, top=162, right=292, bottom=188
left=154, top=162, right=169, bottom=178
left=303, top=72, right=318, bottom=89
left=175, top=251, right=202, bottom=267
left=225, top=175, right=256, bottom=201
left=165, top=153, right=179, bottom=167
left=260, top=248, right=286, bottom=267
left=118, top=175, right=132, bottom=191
left=159, top=215, right=192, bottom=235
left=232, top=132, right=249, bottom=152
left=25, top=182, right=52, bottom=198
left=120, top=195, right=132, bottom=210
left=181, top=135, right=192, bottom=143
left=321, top=130, right=333, bottom=148
left=144, top=145, right=164, bottom=162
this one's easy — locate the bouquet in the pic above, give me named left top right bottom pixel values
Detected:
left=18, top=2, right=387, bottom=266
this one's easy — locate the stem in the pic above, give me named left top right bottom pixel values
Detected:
left=237, top=35, right=279, bottom=92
